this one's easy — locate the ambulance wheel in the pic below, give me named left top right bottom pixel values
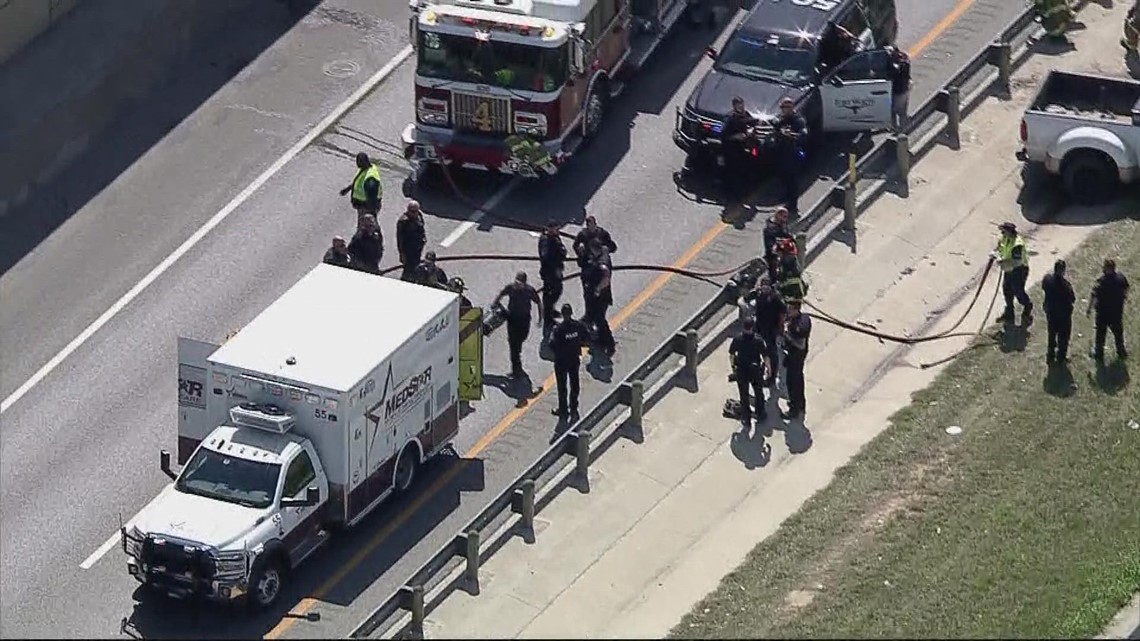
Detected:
left=247, top=556, right=285, bottom=611
left=393, top=446, right=420, bottom=494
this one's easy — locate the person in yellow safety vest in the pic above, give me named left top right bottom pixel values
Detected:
left=339, top=152, right=382, bottom=216
left=1122, top=0, right=1139, bottom=53
left=993, top=221, right=1034, bottom=324
left=1034, top=0, right=1075, bottom=41
left=505, top=134, right=555, bottom=175
left=776, top=252, right=808, bottom=304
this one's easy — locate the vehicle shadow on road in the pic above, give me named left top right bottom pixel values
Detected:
left=0, top=0, right=322, bottom=277
left=119, top=451, right=484, bottom=639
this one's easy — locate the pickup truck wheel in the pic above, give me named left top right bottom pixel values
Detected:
left=1061, top=151, right=1118, bottom=205
left=247, top=558, right=284, bottom=611
left=394, top=446, right=420, bottom=494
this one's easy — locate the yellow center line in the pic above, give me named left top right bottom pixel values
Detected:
left=264, top=2, right=976, bottom=636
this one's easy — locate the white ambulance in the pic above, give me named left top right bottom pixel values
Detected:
left=121, top=264, right=484, bottom=610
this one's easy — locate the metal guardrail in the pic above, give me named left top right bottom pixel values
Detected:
left=350, top=6, right=1042, bottom=638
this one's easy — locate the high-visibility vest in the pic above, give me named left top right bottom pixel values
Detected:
left=779, top=274, right=808, bottom=303
left=495, top=68, right=515, bottom=85
left=351, top=164, right=382, bottom=203
left=997, top=234, right=1027, bottom=272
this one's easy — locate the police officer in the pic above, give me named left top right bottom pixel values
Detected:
left=818, top=21, right=860, bottom=71
left=729, top=317, right=770, bottom=427
left=1034, top=0, right=1075, bottom=41
left=348, top=214, right=383, bottom=275
left=994, top=222, right=1033, bottom=324
left=582, top=245, right=616, bottom=356
left=770, top=98, right=808, bottom=218
left=1042, top=259, right=1076, bottom=365
left=415, top=251, right=448, bottom=288
left=741, top=276, right=786, bottom=387
left=539, top=220, right=568, bottom=331
left=887, top=45, right=912, bottom=132
left=1123, top=0, right=1140, bottom=53
left=550, top=303, right=588, bottom=418
left=573, top=215, right=617, bottom=268
left=777, top=252, right=808, bottom=305
left=339, top=152, right=382, bottom=216
left=781, top=300, right=812, bottom=420
left=762, top=207, right=794, bottom=283
left=494, top=271, right=542, bottom=377
left=721, top=96, right=759, bottom=201
left=1087, top=258, right=1130, bottom=362
left=396, top=200, right=427, bottom=282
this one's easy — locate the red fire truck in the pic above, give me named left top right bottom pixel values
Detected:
left=402, top=0, right=701, bottom=180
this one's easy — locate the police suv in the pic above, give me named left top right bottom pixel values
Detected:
left=673, top=0, right=899, bottom=166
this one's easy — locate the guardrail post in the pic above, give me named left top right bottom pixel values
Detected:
left=841, top=183, right=857, bottom=231
left=940, top=87, right=961, bottom=150
left=629, top=380, right=645, bottom=430
left=514, top=479, right=536, bottom=532
left=683, top=329, right=699, bottom=380
left=794, top=232, right=807, bottom=270
left=463, top=530, right=480, bottom=588
left=401, top=585, right=425, bottom=640
left=575, top=430, right=592, bottom=479
left=990, top=40, right=1013, bottom=99
left=894, top=133, right=911, bottom=194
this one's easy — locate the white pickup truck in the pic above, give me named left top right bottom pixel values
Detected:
left=1017, top=69, right=1140, bottom=205
left=121, top=264, right=485, bottom=610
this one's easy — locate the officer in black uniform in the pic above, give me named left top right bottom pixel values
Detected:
left=770, top=98, right=809, bottom=218
left=1087, top=258, right=1130, bottom=362
left=721, top=96, right=759, bottom=201
left=539, top=220, right=568, bottom=332
left=582, top=244, right=616, bottom=356
left=573, top=215, right=617, bottom=268
left=494, top=271, right=542, bottom=377
left=781, top=301, right=812, bottom=420
left=550, top=303, right=588, bottom=418
left=414, top=251, right=448, bottom=288
left=1041, top=259, right=1076, bottom=365
left=729, top=317, right=770, bottom=427
left=741, top=276, right=787, bottom=387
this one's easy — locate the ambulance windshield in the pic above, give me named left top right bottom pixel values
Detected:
left=176, top=448, right=281, bottom=509
left=417, top=30, right=568, bottom=92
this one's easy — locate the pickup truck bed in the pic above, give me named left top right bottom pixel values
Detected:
left=1018, top=70, right=1140, bottom=204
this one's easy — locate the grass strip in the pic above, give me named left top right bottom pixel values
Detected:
left=672, top=217, right=1140, bottom=639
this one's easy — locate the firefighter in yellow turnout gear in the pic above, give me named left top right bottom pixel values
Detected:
left=1034, top=0, right=1075, bottom=40
left=505, top=134, right=557, bottom=176
left=1123, top=0, right=1140, bottom=52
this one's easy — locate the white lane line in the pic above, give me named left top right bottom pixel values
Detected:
left=0, top=45, right=414, bottom=415
left=80, top=529, right=127, bottom=570
left=438, top=178, right=520, bottom=248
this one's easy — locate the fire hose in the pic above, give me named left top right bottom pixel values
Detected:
left=399, top=147, right=1006, bottom=360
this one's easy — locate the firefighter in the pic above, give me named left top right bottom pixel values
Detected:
left=993, top=222, right=1033, bottom=324
left=776, top=249, right=808, bottom=305
left=1034, top=0, right=1075, bottom=41
left=339, top=152, right=382, bottom=216
left=1123, top=0, right=1139, bottom=52
left=762, top=207, right=794, bottom=283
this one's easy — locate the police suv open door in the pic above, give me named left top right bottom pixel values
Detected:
left=820, top=49, right=893, bottom=132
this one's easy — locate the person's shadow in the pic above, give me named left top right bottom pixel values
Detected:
left=1042, top=362, right=1077, bottom=397
left=998, top=319, right=1031, bottom=353
left=782, top=417, right=813, bottom=454
left=730, top=424, right=771, bottom=470
left=484, top=372, right=541, bottom=408
left=1091, top=359, right=1130, bottom=394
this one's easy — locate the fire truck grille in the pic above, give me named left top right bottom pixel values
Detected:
left=451, top=92, right=511, bottom=134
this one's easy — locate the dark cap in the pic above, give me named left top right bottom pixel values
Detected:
left=999, top=222, right=1017, bottom=233
left=1054, top=259, right=1066, bottom=272
left=355, top=152, right=370, bottom=166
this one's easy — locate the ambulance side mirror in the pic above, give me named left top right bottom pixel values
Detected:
left=282, top=486, right=320, bottom=508
left=160, top=449, right=178, bottom=481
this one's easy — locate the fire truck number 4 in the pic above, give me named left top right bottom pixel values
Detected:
left=472, top=101, right=493, bottom=132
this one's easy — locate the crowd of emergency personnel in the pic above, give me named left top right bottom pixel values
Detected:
left=319, top=0, right=1135, bottom=430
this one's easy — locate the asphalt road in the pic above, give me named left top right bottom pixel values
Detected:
left=0, top=0, right=1024, bottom=638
